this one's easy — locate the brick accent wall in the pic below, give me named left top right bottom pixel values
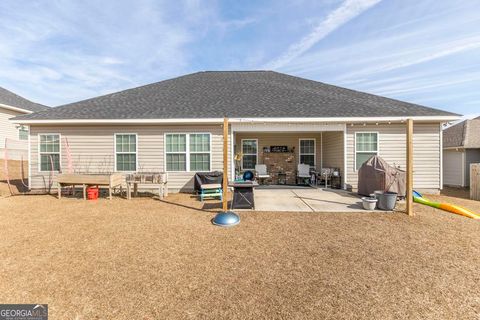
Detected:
left=262, top=152, right=297, bottom=184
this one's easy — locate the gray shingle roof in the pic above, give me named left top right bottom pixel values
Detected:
left=0, top=87, right=49, bottom=112
left=13, top=71, right=457, bottom=121
left=443, top=118, right=480, bottom=148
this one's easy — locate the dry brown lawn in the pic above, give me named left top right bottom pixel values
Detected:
left=0, top=159, right=29, bottom=197
left=1, top=161, right=479, bottom=319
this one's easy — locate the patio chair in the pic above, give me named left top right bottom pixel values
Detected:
left=255, top=164, right=271, bottom=185
left=317, top=167, right=334, bottom=188
left=199, top=184, right=223, bottom=202
left=297, top=163, right=311, bottom=185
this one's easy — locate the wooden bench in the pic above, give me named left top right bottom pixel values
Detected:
left=126, top=173, right=168, bottom=200
left=57, top=173, right=124, bottom=200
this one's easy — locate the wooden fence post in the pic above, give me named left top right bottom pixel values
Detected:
left=222, top=118, right=229, bottom=211
left=471, top=163, right=480, bottom=201
left=406, top=118, right=414, bottom=216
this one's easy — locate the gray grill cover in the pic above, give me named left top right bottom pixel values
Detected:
left=194, top=171, right=223, bottom=191
left=357, top=156, right=406, bottom=196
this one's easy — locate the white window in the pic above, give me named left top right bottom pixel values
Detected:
left=355, top=132, right=378, bottom=170
left=115, top=134, right=137, bottom=172
left=165, top=133, right=211, bottom=172
left=18, top=126, right=28, bottom=141
left=241, top=139, right=257, bottom=170
left=189, top=133, right=210, bottom=171
left=39, top=134, right=60, bottom=171
left=299, top=139, right=315, bottom=167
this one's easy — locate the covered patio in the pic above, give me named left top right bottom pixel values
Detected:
left=231, top=122, right=346, bottom=189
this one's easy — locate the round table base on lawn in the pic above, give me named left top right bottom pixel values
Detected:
left=212, top=211, right=240, bottom=227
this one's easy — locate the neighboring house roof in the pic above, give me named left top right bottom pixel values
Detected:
left=0, top=86, right=49, bottom=113
left=443, top=118, right=480, bottom=149
left=13, top=71, right=457, bottom=122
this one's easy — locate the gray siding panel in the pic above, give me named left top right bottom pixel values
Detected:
left=466, top=149, right=480, bottom=187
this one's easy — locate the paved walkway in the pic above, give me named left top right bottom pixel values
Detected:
left=254, top=187, right=366, bottom=212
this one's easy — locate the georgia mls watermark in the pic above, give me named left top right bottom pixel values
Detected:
left=0, top=304, right=48, bottom=320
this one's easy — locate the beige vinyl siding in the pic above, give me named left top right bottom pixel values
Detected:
left=322, top=131, right=344, bottom=172
left=0, top=107, right=28, bottom=150
left=443, top=149, right=465, bottom=187
left=346, top=123, right=441, bottom=190
left=29, top=125, right=230, bottom=192
left=235, top=132, right=323, bottom=170
left=29, top=122, right=443, bottom=192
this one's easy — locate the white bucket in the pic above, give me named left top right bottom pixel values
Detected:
left=361, top=197, right=378, bottom=210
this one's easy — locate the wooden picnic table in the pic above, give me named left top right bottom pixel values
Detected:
left=57, top=173, right=124, bottom=200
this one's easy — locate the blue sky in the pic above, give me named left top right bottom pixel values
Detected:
left=0, top=0, right=479, bottom=116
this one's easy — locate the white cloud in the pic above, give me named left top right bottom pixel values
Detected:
left=0, top=0, right=203, bottom=106
left=264, top=0, right=382, bottom=69
left=335, top=35, right=480, bottom=81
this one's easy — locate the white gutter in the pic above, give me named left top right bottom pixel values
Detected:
left=0, top=103, right=33, bottom=114
left=229, top=116, right=460, bottom=123
left=11, top=115, right=460, bottom=125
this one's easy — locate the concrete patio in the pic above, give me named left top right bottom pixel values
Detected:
left=254, top=187, right=367, bottom=212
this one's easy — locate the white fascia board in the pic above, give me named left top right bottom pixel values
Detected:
left=11, top=118, right=226, bottom=125
left=0, top=103, right=33, bottom=114
left=229, top=116, right=460, bottom=123
left=11, top=115, right=460, bottom=125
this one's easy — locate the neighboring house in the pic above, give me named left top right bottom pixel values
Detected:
left=0, top=87, right=49, bottom=160
left=11, top=71, right=459, bottom=192
left=443, top=117, right=480, bottom=187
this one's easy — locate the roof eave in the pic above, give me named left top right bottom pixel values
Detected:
left=11, top=115, right=461, bottom=125
left=0, top=103, right=33, bottom=114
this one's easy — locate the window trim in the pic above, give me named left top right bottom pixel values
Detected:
left=37, top=133, right=62, bottom=172
left=114, top=133, right=138, bottom=172
left=298, top=138, right=316, bottom=168
left=164, top=132, right=212, bottom=172
left=354, top=131, right=379, bottom=171
left=241, top=138, right=258, bottom=170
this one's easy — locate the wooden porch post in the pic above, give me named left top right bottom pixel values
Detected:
left=222, top=117, right=229, bottom=211
left=406, top=118, right=414, bottom=216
